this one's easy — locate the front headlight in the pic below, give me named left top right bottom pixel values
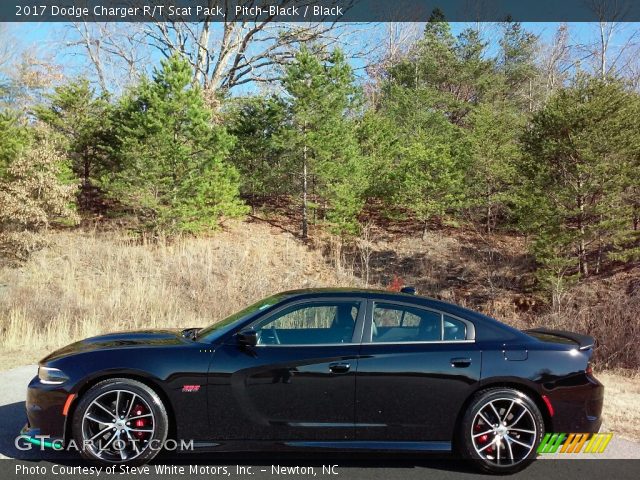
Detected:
left=38, top=366, right=68, bottom=385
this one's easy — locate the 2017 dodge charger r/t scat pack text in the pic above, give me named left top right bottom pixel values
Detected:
left=22, top=288, right=603, bottom=473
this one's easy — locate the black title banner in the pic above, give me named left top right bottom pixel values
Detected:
left=4, top=0, right=640, bottom=22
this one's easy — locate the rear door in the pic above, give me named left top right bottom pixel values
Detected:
left=208, top=298, right=365, bottom=441
left=355, top=300, right=481, bottom=442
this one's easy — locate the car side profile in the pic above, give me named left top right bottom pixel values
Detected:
left=22, top=288, right=603, bottom=473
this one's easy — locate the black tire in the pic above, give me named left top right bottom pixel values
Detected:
left=458, top=388, right=544, bottom=474
left=72, top=378, right=168, bottom=466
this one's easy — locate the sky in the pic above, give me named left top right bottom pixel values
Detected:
left=3, top=21, right=640, bottom=95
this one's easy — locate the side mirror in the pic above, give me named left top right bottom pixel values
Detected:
left=236, top=329, right=258, bottom=347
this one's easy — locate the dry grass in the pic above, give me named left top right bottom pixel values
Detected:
left=598, top=370, right=640, bottom=441
left=0, top=220, right=361, bottom=362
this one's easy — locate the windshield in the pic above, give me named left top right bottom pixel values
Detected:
left=195, top=293, right=287, bottom=342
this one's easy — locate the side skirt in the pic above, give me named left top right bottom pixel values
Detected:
left=190, top=440, right=452, bottom=453
left=286, top=441, right=452, bottom=452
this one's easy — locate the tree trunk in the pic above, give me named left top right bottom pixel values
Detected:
left=595, top=216, right=604, bottom=275
left=312, top=174, right=316, bottom=225
left=577, top=194, right=588, bottom=277
left=194, top=18, right=211, bottom=86
left=599, top=22, right=608, bottom=79
left=302, top=142, right=308, bottom=239
left=528, top=77, right=533, bottom=112
left=579, top=229, right=588, bottom=276
left=83, top=149, right=91, bottom=210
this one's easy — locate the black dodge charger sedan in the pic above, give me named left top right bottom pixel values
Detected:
left=22, top=288, right=603, bottom=473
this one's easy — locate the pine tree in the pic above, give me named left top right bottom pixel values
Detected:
left=105, top=54, right=246, bottom=233
left=499, top=21, right=540, bottom=112
left=226, top=96, right=288, bottom=204
left=388, top=19, right=499, bottom=126
left=466, top=102, right=524, bottom=232
left=371, top=19, right=473, bottom=236
left=519, top=76, right=638, bottom=284
left=35, top=79, right=111, bottom=210
left=278, top=47, right=366, bottom=238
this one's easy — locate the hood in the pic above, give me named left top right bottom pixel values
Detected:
left=41, top=329, right=192, bottom=363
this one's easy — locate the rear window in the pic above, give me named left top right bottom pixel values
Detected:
left=443, top=315, right=467, bottom=340
left=370, top=303, right=469, bottom=343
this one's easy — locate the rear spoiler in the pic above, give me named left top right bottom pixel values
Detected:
left=525, top=327, right=595, bottom=350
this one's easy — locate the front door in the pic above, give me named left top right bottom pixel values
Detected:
left=208, top=298, right=365, bottom=441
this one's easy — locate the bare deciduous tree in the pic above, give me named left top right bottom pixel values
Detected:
left=0, top=25, right=16, bottom=102
left=60, top=1, right=369, bottom=99
left=540, top=23, right=572, bottom=96
left=0, top=25, right=13, bottom=72
left=145, top=1, right=365, bottom=92
left=582, top=0, right=640, bottom=79
left=62, top=22, right=151, bottom=94
left=364, top=22, right=420, bottom=105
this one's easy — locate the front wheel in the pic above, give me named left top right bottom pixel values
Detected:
left=458, top=388, right=544, bottom=474
left=72, top=378, right=168, bottom=466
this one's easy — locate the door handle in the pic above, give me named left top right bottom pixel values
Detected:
left=451, top=357, right=472, bottom=368
left=329, top=362, right=351, bottom=374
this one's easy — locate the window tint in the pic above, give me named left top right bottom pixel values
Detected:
left=371, top=304, right=441, bottom=343
left=443, top=315, right=467, bottom=340
left=374, top=306, right=422, bottom=327
left=255, top=301, right=359, bottom=345
left=370, top=304, right=468, bottom=343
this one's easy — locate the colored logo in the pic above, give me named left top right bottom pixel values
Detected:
left=181, top=385, right=201, bottom=392
left=537, top=433, right=613, bottom=454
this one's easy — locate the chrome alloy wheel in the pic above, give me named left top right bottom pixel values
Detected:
left=81, top=389, right=155, bottom=462
left=470, top=397, right=537, bottom=466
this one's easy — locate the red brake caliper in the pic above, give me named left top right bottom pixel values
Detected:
left=475, top=422, right=490, bottom=448
left=132, top=404, right=149, bottom=439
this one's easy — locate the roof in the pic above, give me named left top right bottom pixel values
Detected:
left=277, top=287, right=477, bottom=317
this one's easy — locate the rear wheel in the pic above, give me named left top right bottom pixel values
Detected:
left=72, top=378, right=168, bottom=466
left=458, top=388, right=544, bottom=474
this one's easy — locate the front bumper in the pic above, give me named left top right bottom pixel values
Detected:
left=25, top=375, right=71, bottom=442
left=19, top=423, right=64, bottom=450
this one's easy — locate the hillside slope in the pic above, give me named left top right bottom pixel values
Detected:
left=0, top=220, right=361, bottom=367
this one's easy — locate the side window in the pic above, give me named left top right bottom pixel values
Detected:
left=255, top=301, right=360, bottom=345
left=443, top=315, right=467, bottom=340
left=371, top=303, right=441, bottom=343
left=370, top=304, right=469, bottom=343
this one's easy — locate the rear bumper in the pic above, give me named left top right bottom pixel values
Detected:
left=546, top=374, right=604, bottom=433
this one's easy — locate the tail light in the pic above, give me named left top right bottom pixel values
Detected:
left=586, top=362, right=593, bottom=376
